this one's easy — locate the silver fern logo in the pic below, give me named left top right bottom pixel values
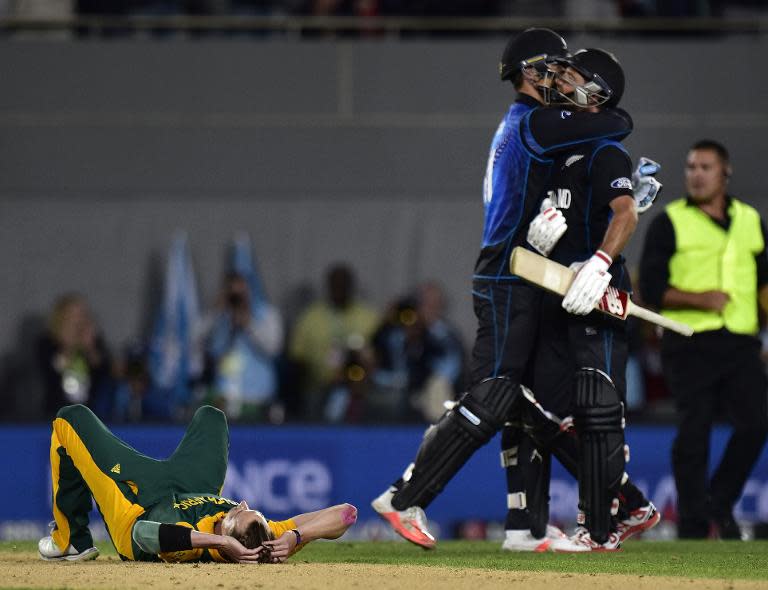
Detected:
left=565, top=154, right=584, bottom=167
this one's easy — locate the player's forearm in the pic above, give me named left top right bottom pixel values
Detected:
left=598, top=196, right=638, bottom=260
left=190, top=530, right=232, bottom=551
left=291, top=503, right=358, bottom=542
left=132, top=521, right=231, bottom=556
left=527, top=108, right=633, bottom=156
left=132, top=521, right=195, bottom=554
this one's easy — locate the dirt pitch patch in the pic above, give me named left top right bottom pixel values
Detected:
left=1, top=552, right=764, bottom=590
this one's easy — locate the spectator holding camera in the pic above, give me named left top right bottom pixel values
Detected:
left=370, top=287, right=463, bottom=423
left=323, top=345, right=375, bottom=423
left=200, top=272, right=283, bottom=421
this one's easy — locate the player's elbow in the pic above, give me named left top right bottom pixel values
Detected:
left=629, top=198, right=639, bottom=223
left=627, top=205, right=639, bottom=231
left=320, top=504, right=357, bottom=540
left=340, top=503, right=358, bottom=529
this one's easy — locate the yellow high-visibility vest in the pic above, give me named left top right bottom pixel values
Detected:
left=663, top=198, right=763, bottom=335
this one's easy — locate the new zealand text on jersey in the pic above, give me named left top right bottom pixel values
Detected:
left=546, top=188, right=572, bottom=209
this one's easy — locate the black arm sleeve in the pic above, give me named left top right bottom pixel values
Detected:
left=522, top=107, right=633, bottom=156
left=757, top=220, right=768, bottom=289
left=158, top=524, right=193, bottom=552
left=638, top=212, right=676, bottom=308
left=589, top=145, right=634, bottom=210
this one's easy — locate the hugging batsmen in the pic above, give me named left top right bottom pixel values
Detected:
left=373, top=28, right=660, bottom=551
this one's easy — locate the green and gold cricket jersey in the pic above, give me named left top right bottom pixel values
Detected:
left=48, top=404, right=301, bottom=564
left=132, top=493, right=238, bottom=562
left=132, top=493, right=298, bottom=563
left=49, top=404, right=232, bottom=561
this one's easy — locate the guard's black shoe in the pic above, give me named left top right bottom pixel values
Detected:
left=677, top=518, right=709, bottom=539
left=711, top=513, right=744, bottom=541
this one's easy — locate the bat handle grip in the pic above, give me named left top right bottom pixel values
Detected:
left=628, top=303, right=694, bottom=337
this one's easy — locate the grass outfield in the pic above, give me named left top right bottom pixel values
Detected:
left=3, top=540, right=767, bottom=580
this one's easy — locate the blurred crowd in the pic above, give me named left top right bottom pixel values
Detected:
left=0, top=231, right=688, bottom=426
left=58, top=0, right=768, bottom=19
left=0, top=0, right=762, bottom=23
left=0, top=234, right=470, bottom=425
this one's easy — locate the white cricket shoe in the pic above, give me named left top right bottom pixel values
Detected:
left=38, top=536, right=99, bottom=562
left=371, top=487, right=436, bottom=550
left=501, top=529, right=551, bottom=552
left=501, top=525, right=590, bottom=553
left=563, top=526, right=622, bottom=553
left=616, top=502, right=661, bottom=542
left=545, top=524, right=591, bottom=553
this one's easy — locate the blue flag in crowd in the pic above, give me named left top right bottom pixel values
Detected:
left=147, top=232, right=202, bottom=418
left=230, top=232, right=268, bottom=314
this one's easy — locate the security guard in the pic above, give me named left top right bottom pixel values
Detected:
left=639, top=139, right=768, bottom=539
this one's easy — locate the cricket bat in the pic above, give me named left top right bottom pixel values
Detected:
left=509, top=247, right=694, bottom=337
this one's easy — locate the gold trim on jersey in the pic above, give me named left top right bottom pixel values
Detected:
left=157, top=512, right=231, bottom=563
left=51, top=417, right=146, bottom=560
left=196, top=512, right=229, bottom=563
left=49, top=430, right=69, bottom=552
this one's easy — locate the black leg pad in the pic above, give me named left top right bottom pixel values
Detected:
left=392, top=377, right=521, bottom=510
left=573, top=368, right=625, bottom=544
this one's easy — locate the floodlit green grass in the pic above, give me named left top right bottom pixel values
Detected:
left=4, top=540, right=768, bottom=580
left=297, top=540, right=768, bottom=579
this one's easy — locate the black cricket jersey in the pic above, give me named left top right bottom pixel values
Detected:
left=475, top=97, right=633, bottom=280
left=545, top=139, right=634, bottom=291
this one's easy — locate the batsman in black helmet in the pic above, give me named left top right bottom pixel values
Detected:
left=371, top=29, right=641, bottom=551
left=513, top=48, right=663, bottom=551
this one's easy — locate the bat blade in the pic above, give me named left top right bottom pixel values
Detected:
left=509, top=247, right=574, bottom=296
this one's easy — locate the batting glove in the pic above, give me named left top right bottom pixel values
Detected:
left=527, top=198, right=568, bottom=256
left=633, top=176, right=662, bottom=214
left=632, top=157, right=662, bottom=214
left=562, top=250, right=612, bottom=315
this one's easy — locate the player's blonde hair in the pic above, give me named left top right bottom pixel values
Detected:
left=234, top=519, right=274, bottom=563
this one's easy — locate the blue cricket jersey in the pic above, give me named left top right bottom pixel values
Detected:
left=474, top=95, right=633, bottom=281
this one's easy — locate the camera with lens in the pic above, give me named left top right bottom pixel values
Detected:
left=227, top=292, right=245, bottom=308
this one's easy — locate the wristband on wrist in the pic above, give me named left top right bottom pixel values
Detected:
left=291, top=529, right=302, bottom=546
left=594, top=250, right=612, bottom=266
left=158, top=523, right=193, bottom=552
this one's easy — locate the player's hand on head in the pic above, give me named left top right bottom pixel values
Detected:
left=527, top=197, right=568, bottom=256
left=562, top=251, right=612, bottom=315
left=261, top=531, right=298, bottom=563
left=220, top=536, right=263, bottom=564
